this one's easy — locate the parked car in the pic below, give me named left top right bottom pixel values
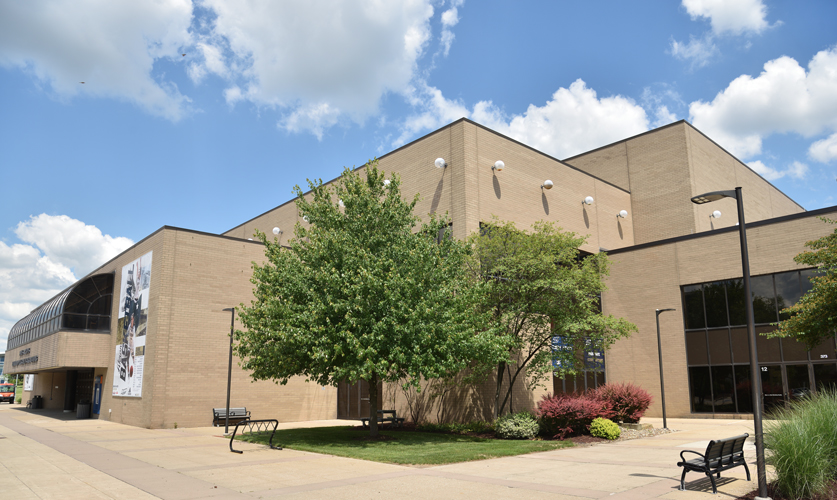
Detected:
left=0, top=384, right=15, bottom=404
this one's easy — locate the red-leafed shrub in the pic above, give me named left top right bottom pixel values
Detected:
left=593, top=383, right=653, bottom=424
left=536, top=393, right=613, bottom=440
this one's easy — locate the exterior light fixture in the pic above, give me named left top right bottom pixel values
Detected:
left=492, top=160, right=504, bottom=172
left=655, top=308, right=676, bottom=430
left=434, top=157, right=447, bottom=169
left=690, top=187, right=768, bottom=500
left=302, top=215, right=309, bottom=222
left=583, top=196, right=594, bottom=205
left=541, top=180, right=554, bottom=190
left=383, top=179, right=391, bottom=186
left=338, top=199, right=345, bottom=208
left=272, top=227, right=282, bottom=235
left=222, top=307, right=235, bottom=435
left=617, top=210, right=628, bottom=218
left=711, top=210, right=722, bottom=219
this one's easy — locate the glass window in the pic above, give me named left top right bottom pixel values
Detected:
left=756, top=326, right=782, bottom=363
left=683, top=285, right=705, bottom=330
left=809, top=336, right=836, bottom=362
left=711, top=366, right=736, bottom=413
left=734, top=365, right=753, bottom=413
left=689, top=366, right=713, bottom=413
left=813, top=363, right=837, bottom=393
left=725, top=279, right=747, bottom=326
left=730, top=327, right=750, bottom=363
left=774, top=271, right=801, bottom=321
left=707, top=329, right=731, bottom=364
left=782, top=337, right=809, bottom=362
left=786, top=364, right=812, bottom=401
left=686, top=331, right=709, bottom=365
left=800, top=269, right=821, bottom=296
left=751, top=275, right=778, bottom=324
left=704, top=282, right=728, bottom=328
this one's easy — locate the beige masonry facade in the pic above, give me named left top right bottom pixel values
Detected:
left=5, top=118, right=835, bottom=427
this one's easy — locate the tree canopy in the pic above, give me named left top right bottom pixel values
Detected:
left=466, top=219, right=637, bottom=418
left=775, top=217, right=837, bottom=349
left=235, top=162, right=503, bottom=435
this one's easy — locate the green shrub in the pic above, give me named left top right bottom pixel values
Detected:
left=765, top=389, right=837, bottom=500
left=15, top=396, right=22, bottom=404
left=589, top=418, right=621, bottom=440
left=495, top=412, right=540, bottom=440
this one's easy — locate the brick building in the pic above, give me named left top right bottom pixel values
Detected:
left=5, top=118, right=836, bottom=428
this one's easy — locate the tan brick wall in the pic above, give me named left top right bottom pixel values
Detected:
left=563, top=142, right=631, bottom=191
left=603, top=209, right=837, bottom=418
left=473, top=126, right=634, bottom=253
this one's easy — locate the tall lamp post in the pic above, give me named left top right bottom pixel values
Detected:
left=222, top=307, right=235, bottom=436
left=655, top=308, right=676, bottom=430
left=691, top=187, right=769, bottom=500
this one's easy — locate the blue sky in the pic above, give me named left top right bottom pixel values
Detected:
left=1, top=0, right=837, bottom=350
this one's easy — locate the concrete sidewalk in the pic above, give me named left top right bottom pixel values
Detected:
left=0, top=404, right=762, bottom=499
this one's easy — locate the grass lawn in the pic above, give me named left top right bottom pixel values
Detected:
left=238, top=426, right=573, bottom=465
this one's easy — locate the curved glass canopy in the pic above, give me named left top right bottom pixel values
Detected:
left=7, top=273, right=114, bottom=350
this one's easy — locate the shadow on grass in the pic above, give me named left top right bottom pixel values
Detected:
left=239, top=426, right=573, bottom=465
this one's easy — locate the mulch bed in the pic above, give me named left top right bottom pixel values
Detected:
left=737, top=481, right=837, bottom=500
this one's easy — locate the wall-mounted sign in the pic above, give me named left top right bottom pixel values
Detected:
left=24, top=374, right=34, bottom=391
left=113, top=251, right=152, bottom=397
left=12, top=355, right=38, bottom=367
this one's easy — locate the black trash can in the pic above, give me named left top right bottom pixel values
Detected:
left=33, top=395, right=43, bottom=409
left=77, top=402, right=91, bottom=419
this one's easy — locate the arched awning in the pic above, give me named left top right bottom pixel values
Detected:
left=7, top=273, right=114, bottom=350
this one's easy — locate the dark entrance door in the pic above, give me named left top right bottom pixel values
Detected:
left=760, top=365, right=785, bottom=413
left=337, top=380, right=383, bottom=419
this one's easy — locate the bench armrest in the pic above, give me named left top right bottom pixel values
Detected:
left=679, top=450, right=706, bottom=462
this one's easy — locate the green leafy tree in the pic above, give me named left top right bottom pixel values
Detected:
left=235, top=162, right=503, bottom=436
left=467, top=219, right=637, bottom=419
left=774, top=218, right=837, bottom=349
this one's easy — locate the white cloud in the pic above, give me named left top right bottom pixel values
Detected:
left=0, top=0, right=194, bottom=121
left=748, top=160, right=809, bottom=181
left=0, top=215, right=133, bottom=352
left=682, top=0, right=769, bottom=36
left=440, top=0, right=465, bottom=57
left=809, top=133, right=837, bottom=163
left=669, top=34, right=718, bottom=69
left=394, top=83, right=470, bottom=146
left=472, top=79, right=650, bottom=159
left=689, top=47, right=837, bottom=159
left=195, top=0, right=436, bottom=135
left=15, top=214, right=134, bottom=277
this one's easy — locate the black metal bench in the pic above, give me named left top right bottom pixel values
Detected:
left=229, top=419, right=282, bottom=454
left=212, top=407, right=250, bottom=427
left=360, top=410, right=405, bottom=429
left=677, top=433, right=751, bottom=494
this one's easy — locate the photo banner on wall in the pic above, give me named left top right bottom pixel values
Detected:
left=113, top=251, right=152, bottom=397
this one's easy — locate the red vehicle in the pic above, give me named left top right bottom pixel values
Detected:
left=0, top=384, right=15, bottom=404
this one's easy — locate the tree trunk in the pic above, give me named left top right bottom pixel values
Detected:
left=493, top=361, right=505, bottom=420
left=368, top=374, right=379, bottom=437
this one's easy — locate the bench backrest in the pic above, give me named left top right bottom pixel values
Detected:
left=705, top=434, right=749, bottom=464
left=214, top=408, right=248, bottom=416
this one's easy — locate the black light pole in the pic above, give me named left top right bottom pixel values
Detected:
left=222, top=307, right=235, bottom=435
left=691, top=187, right=769, bottom=500
left=655, top=308, right=676, bottom=429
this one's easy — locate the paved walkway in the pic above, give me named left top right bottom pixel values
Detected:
left=0, top=404, right=764, bottom=499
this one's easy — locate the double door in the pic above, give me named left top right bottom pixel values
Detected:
left=337, top=380, right=383, bottom=419
left=759, top=363, right=836, bottom=412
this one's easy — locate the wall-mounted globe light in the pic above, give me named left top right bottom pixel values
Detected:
left=583, top=196, right=594, bottom=205
left=711, top=210, right=722, bottom=219
left=492, top=160, right=504, bottom=172
left=435, top=158, right=447, bottom=169
left=617, top=210, right=628, bottom=218
left=541, top=180, right=554, bottom=190
left=272, top=227, right=282, bottom=235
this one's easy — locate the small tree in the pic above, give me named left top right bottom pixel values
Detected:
left=774, top=218, right=837, bottom=349
left=235, top=162, right=502, bottom=436
left=467, top=219, right=637, bottom=419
